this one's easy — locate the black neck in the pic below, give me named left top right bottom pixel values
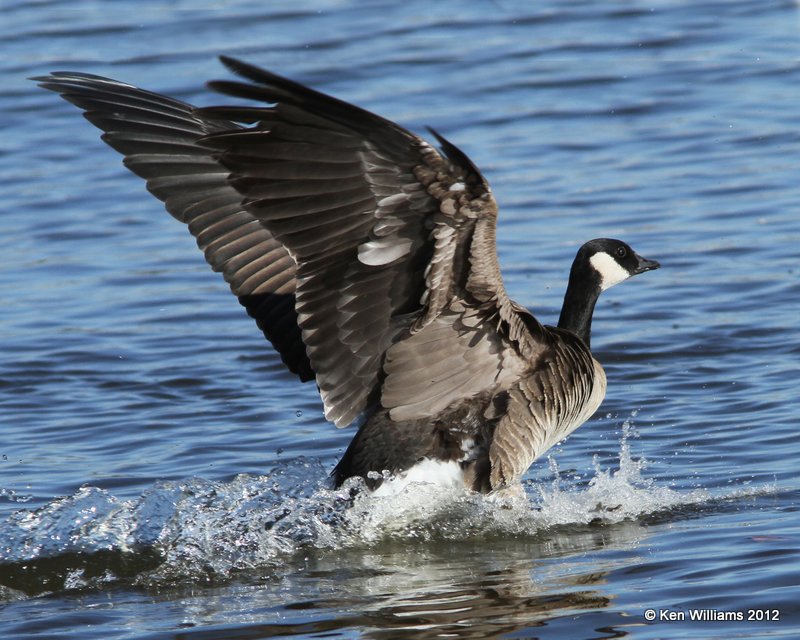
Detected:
left=557, top=265, right=601, bottom=348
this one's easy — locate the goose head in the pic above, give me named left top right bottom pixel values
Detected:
left=557, top=238, right=660, bottom=347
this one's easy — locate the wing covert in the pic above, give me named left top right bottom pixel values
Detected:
left=199, top=57, right=551, bottom=427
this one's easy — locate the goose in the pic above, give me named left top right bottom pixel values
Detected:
left=34, top=57, right=659, bottom=495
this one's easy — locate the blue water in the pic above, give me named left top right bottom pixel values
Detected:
left=2, top=0, right=799, bottom=637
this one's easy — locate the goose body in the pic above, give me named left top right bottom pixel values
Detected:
left=35, top=58, right=659, bottom=494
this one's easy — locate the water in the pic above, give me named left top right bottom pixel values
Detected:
left=2, top=0, right=799, bottom=637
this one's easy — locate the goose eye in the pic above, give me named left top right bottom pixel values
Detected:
left=615, top=246, right=627, bottom=259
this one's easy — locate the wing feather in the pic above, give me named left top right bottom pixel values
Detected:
left=197, top=57, right=543, bottom=427
left=38, top=58, right=544, bottom=433
left=34, top=71, right=311, bottom=379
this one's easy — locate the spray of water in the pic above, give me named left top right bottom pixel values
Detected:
left=0, top=414, right=773, bottom=597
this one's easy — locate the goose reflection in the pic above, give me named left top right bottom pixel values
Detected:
left=171, top=523, right=649, bottom=639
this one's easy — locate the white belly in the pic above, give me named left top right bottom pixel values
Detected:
left=371, top=458, right=465, bottom=497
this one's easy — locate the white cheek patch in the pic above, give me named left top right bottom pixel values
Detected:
left=590, top=251, right=631, bottom=291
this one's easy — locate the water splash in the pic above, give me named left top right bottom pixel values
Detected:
left=0, top=417, right=773, bottom=597
left=533, top=416, right=712, bottom=527
left=0, top=488, right=32, bottom=505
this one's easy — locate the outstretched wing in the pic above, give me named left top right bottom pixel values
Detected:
left=37, top=58, right=545, bottom=430
left=200, top=57, right=544, bottom=427
left=34, top=71, right=312, bottom=380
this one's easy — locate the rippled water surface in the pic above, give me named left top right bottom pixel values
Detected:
left=2, top=0, right=799, bottom=638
